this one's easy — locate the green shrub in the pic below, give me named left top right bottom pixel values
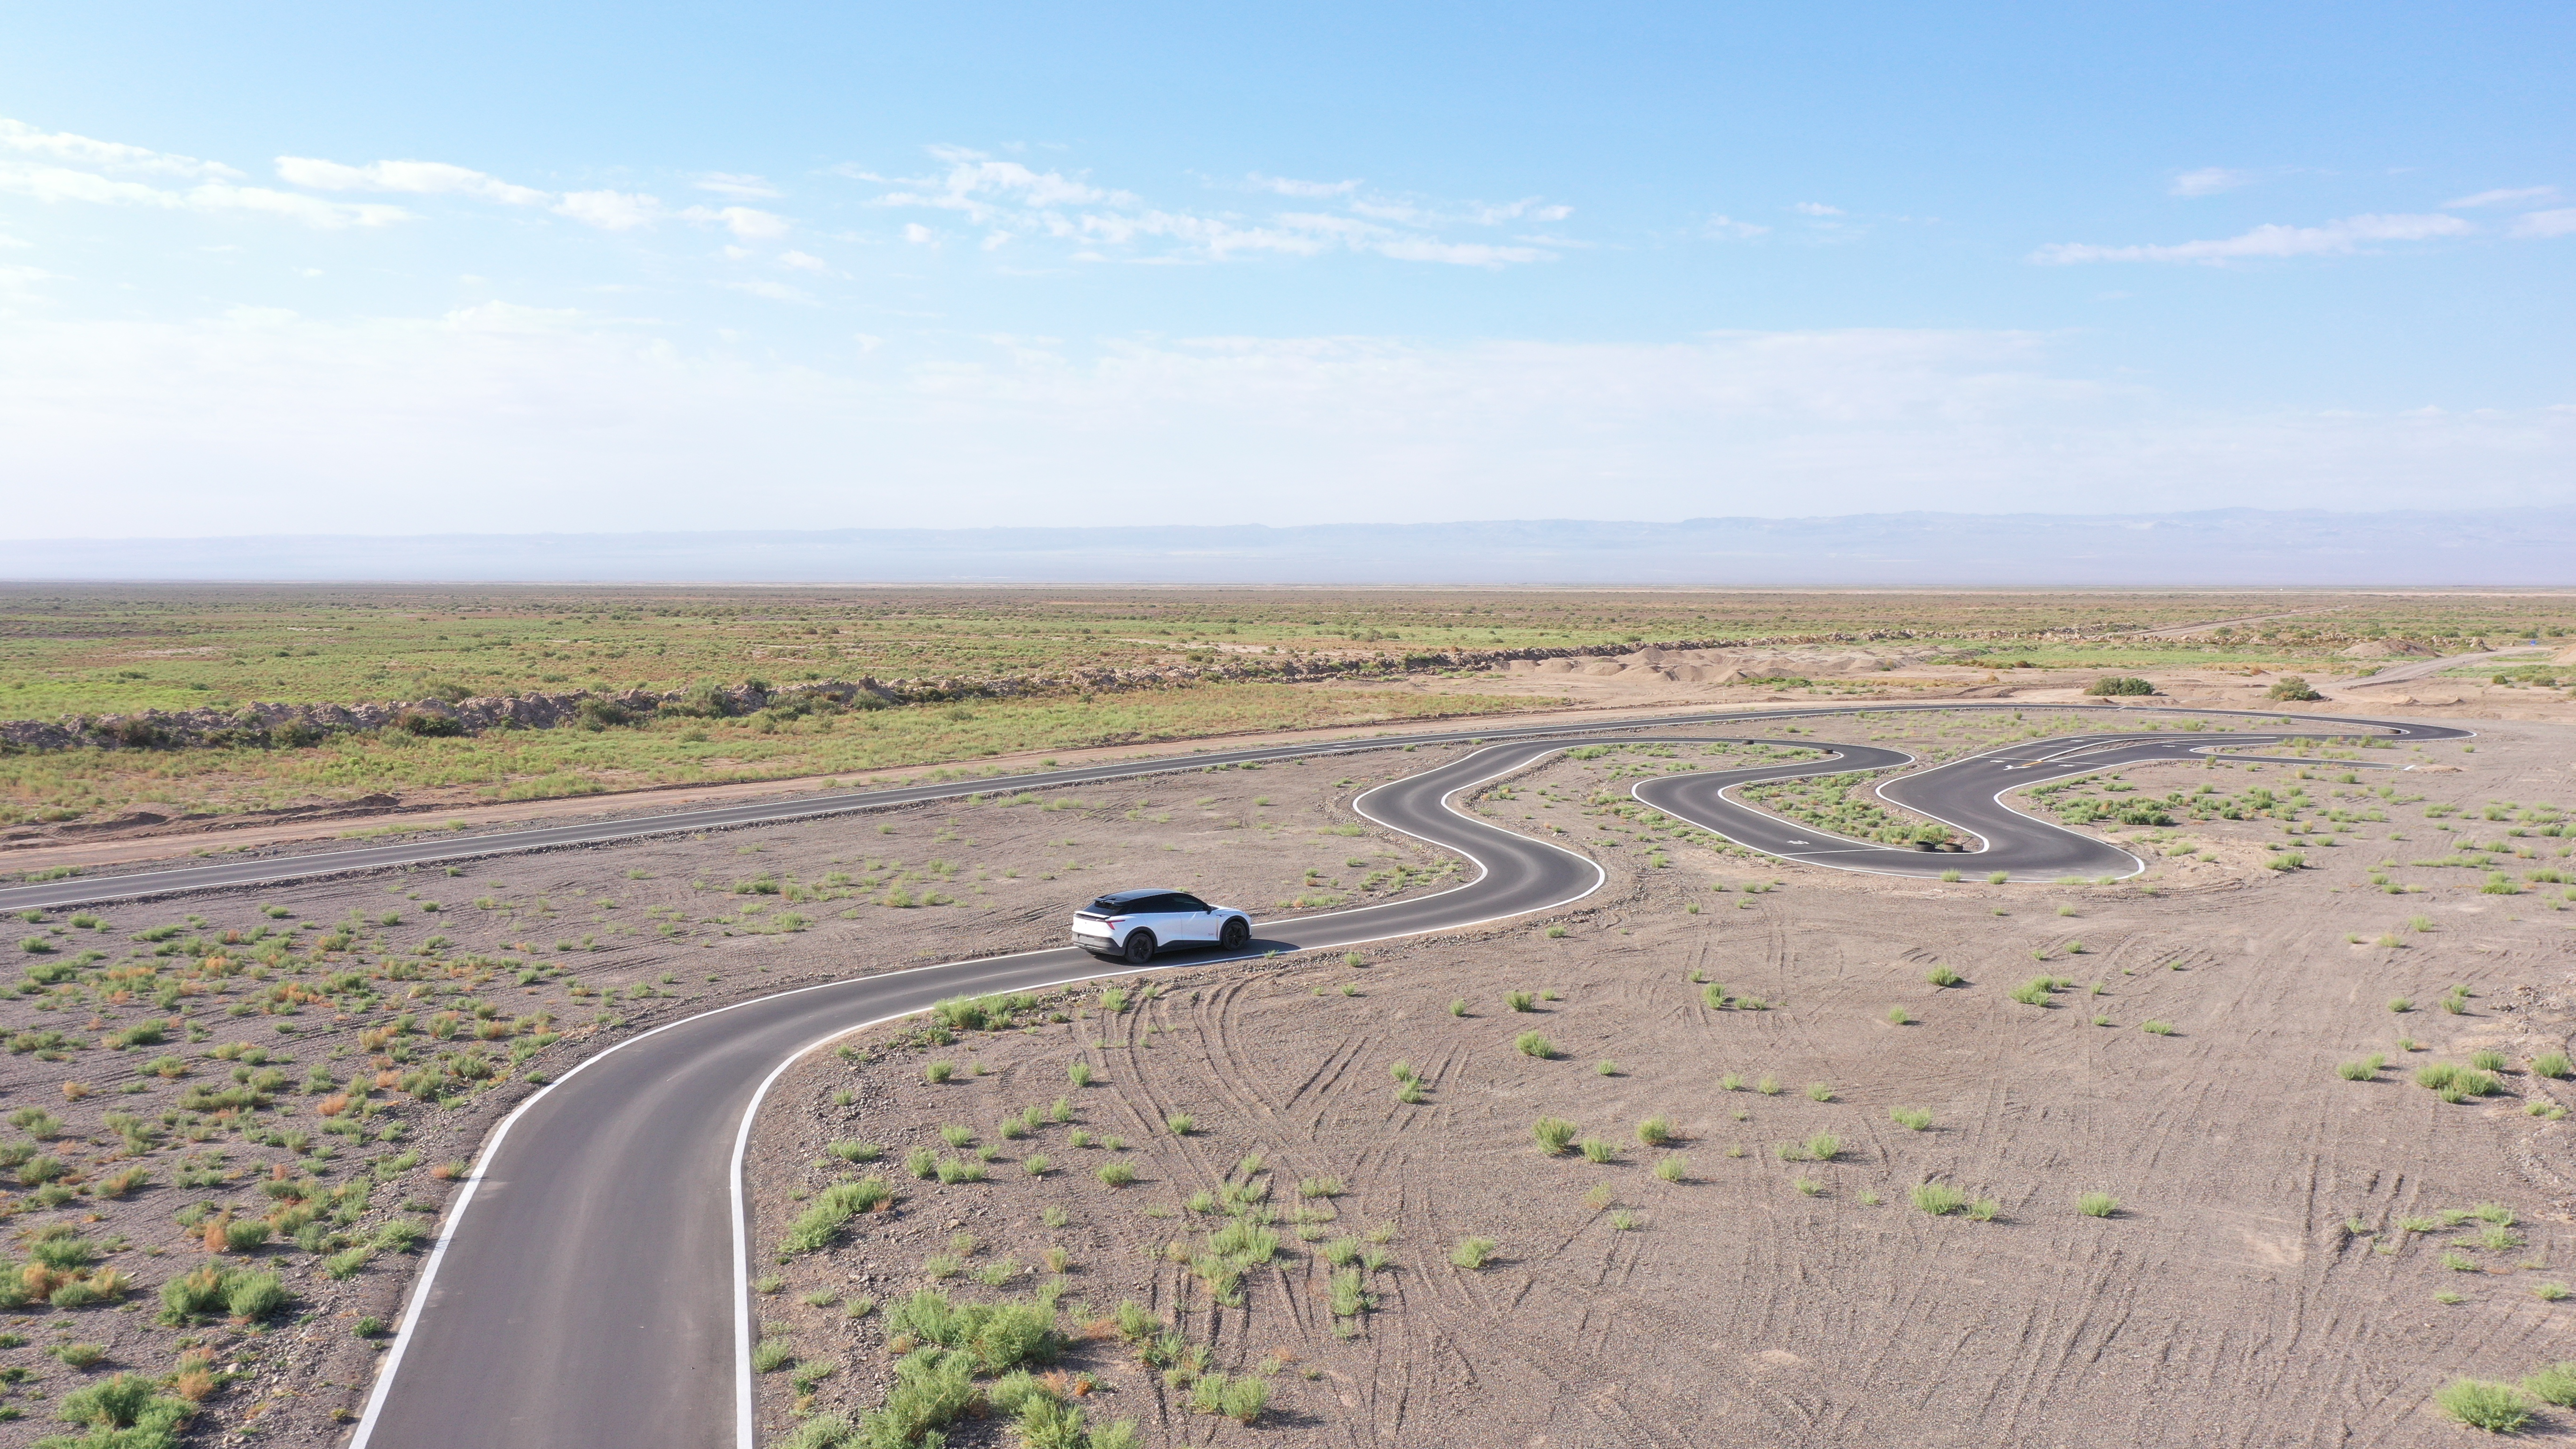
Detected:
left=1910, top=1183, right=1968, bottom=1216
left=2524, top=1363, right=2576, bottom=1407
left=882, top=1289, right=1062, bottom=1375
left=1533, top=1117, right=1578, bottom=1155
left=226, top=1270, right=289, bottom=1321
left=53, top=1372, right=193, bottom=1439
left=1449, top=1236, right=1497, bottom=1269
left=2435, top=1378, right=2533, bottom=1432
left=782, top=1176, right=894, bottom=1255
left=2085, top=676, right=2155, bottom=697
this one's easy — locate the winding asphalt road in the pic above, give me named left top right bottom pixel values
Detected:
left=1634, top=725, right=2460, bottom=879
left=0, top=703, right=2472, bottom=1447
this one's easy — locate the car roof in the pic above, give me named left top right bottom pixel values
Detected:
left=1094, top=888, right=1179, bottom=904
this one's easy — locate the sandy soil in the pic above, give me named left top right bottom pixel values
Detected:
left=19, top=641, right=2564, bottom=885
left=1409, top=643, right=2576, bottom=729
left=0, top=699, right=1702, bottom=878
left=0, top=755, right=1465, bottom=1446
left=746, top=718, right=2576, bottom=1448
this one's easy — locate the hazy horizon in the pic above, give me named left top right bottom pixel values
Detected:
left=10, top=506, right=2574, bottom=587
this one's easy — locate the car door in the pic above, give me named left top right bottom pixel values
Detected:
left=1164, top=893, right=1217, bottom=942
left=1125, top=893, right=1188, bottom=945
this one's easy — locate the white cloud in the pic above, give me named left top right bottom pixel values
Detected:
left=902, top=222, right=936, bottom=244
left=1792, top=201, right=1843, bottom=216
left=680, top=204, right=789, bottom=241
left=275, top=156, right=549, bottom=206
left=0, top=262, right=57, bottom=294
left=0, top=233, right=28, bottom=248
left=4, top=315, right=2566, bottom=537
left=0, top=161, right=409, bottom=227
left=778, top=250, right=835, bottom=274
left=1704, top=214, right=1770, bottom=240
left=0, top=118, right=241, bottom=179
left=2509, top=208, right=2576, bottom=238
left=439, top=300, right=586, bottom=333
left=553, top=190, right=661, bottom=230
left=718, top=278, right=813, bottom=303
left=881, top=149, right=1134, bottom=218
left=858, top=146, right=1567, bottom=268
left=1246, top=173, right=1360, bottom=198
left=697, top=172, right=781, bottom=199
left=1465, top=197, right=1571, bottom=224
left=1372, top=238, right=1546, bottom=267
left=2445, top=185, right=2556, bottom=209
left=2032, top=212, right=2472, bottom=264
left=2170, top=167, right=2254, bottom=197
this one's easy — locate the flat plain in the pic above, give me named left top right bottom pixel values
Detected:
left=2, top=589, right=2575, bottom=1446
left=8, top=585, right=2574, bottom=860
left=724, top=719, right=2576, bottom=1448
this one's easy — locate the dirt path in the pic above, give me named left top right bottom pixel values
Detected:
left=1, top=699, right=1809, bottom=875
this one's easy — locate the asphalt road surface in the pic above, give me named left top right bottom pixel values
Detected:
left=0, top=703, right=2460, bottom=1448
left=1634, top=725, right=2468, bottom=879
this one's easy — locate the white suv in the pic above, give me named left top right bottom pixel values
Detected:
left=1072, top=889, right=1252, bottom=963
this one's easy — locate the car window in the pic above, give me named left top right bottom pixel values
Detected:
left=1120, top=894, right=1175, bottom=914
left=1168, top=894, right=1210, bottom=912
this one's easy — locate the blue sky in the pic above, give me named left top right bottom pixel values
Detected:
left=3, top=1, right=2570, bottom=538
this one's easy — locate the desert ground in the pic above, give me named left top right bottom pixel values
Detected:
left=0, top=747, right=1476, bottom=1446
left=3, top=657, right=2575, bottom=1444
left=726, top=714, right=2576, bottom=1448
left=8, top=585, right=2573, bottom=860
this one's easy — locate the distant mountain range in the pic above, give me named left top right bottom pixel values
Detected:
left=10, top=508, right=2573, bottom=586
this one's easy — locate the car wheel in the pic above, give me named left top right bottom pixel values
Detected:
left=1121, top=930, right=1156, bottom=966
left=1219, top=917, right=1250, bottom=950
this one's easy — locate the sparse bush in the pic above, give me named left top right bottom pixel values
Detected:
left=1533, top=1118, right=1578, bottom=1155
left=1513, top=1030, right=1554, bottom=1059
left=782, top=1176, right=894, bottom=1254
left=1449, top=1235, right=1497, bottom=1269
left=2078, top=1192, right=2118, bottom=1218
left=2086, top=676, right=2155, bottom=697
left=1890, top=1107, right=1932, bottom=1131
left=2435, top=1379, right=2534, bottom=1433
left=2525, top=1363, right=2576, bottom=1406
left=1910, top=1183, right=1968, bottom=1216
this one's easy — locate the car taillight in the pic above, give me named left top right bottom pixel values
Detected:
left=1106, top=917, right=1126, bottom=926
